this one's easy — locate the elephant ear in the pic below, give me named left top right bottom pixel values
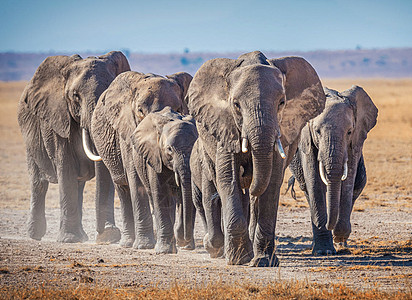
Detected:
left=102, top=71, right=144, bottom=144
left=299, top=123, right=313, bottom=155
left=166, top=72, right=193, bottom=114
left=98, top=51, right=131, bottom=76
left=269, top=57, right=326, bottom=146
left=131, top=108, right=177, bottom=173
left=188, top=58, right=241, bottom=153
left=20, top=55, right=81, bottom=138
left=341, top=86, right=378, bottom=151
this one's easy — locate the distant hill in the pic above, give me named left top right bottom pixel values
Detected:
left=1, top=48, right=411, bottom=81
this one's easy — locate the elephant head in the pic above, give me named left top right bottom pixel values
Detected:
left=188, top=51, right=325, bottom=197
left=94, top=71, right=192, bottom=147
left=300, top=86, right=378, bottom=237
left=131, top=107, right=198, bottom=244
left=19, top=51, right=130, bottom=159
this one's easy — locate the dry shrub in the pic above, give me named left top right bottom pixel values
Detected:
left=1, top=280, right=411, bottom=300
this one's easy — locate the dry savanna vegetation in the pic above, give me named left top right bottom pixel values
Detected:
left=0, top=79, right=411, bottom=299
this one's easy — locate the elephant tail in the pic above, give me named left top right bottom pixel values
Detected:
left=285, top=175, right=297, bottom=201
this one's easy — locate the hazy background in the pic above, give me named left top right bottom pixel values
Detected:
left=1, top=0, right=411, bottom=79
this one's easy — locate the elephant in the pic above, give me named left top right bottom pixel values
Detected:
left=91, top=71, right=195, bottom=253
left=187, top=51, right=326, bottom=266
left=17, top=51, right=130, bottom=243
left=190, top=137, right=252, bottom=258
left=288, top=86, right=378, bottom=255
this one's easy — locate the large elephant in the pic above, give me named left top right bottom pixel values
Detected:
left=91, top=71, right=194, bottom=253
left=187, top=51, right=325, bottom=266
left=289, top=86, right=378, bottom=254
left=17, top=51, right=130, bottom=243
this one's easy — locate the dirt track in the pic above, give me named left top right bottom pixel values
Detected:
left=0, top=80, right=411, bottom=292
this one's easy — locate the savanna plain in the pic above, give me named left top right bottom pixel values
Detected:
left=0, top=79, right=411, bottom=299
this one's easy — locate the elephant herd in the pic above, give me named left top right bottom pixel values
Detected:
left=18, top=50, right=378, bottom=267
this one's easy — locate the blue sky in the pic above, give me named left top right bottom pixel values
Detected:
left=1, top=0, right=411, bottom=53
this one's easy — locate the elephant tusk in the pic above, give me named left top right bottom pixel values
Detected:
left=319, top=161, right=329, bottom=186
left=82, top=129, right=102, bottom=162
left=175, top=172, right=180, bottom=187
left=341, top=161, right=348, bottom=181
left=241, top=137, right=248, bottom=153
left=275, top=138, right=286, bottom=159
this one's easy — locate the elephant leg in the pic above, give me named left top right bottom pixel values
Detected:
left=95, top=161, right=121, bottom=244
left=216, top=150, right=252, bottom=265
left=192, top=182, right=207, bottom=232
left=77, top=181, right=88, bottom=241
left=202, top=176, right=224, bottom=258
left=301, top=150, right=335, bottom=255
left=27, top=157, right=48, bottom=241
left=249, top=153, right=284, bottom=267
left=128, top=171, right=155, bottom=250
left=115, top=184, right=135, bottom=248
left=352, top=154, right=367, bottom=203
left=149, top=169, right=177, bottom=254
left=56, top=155, right=88, bottom=243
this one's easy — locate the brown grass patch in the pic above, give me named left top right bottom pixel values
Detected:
left=1, top=280, right=410, bottom=300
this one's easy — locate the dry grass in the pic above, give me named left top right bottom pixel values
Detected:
left=1, top=280, right=411, bottom=300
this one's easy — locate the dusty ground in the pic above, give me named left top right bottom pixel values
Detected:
left=0, top=80, right=411, bottom=293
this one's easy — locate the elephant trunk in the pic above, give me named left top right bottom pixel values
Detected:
left=176, top=158, right=194, bottom=243
left=247, top=124, right=276, bottom=197
left=325, top=181, right=341, bottom=230
left=320, top=155, right=344, bottom=231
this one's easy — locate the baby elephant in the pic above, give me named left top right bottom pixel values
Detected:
left=289, top=86, right=378, bottom=255
left=132, top=108, right=198, bottom=253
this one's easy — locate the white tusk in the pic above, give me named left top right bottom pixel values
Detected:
left=242, top=137, right=248, bottom=153
left=175, top=172, right=180, bottom=187
left=341, top=161, right=348, bottom=181
left=319, top=161, right=329, bottom=186
left=82, top=129, right=102, bottom=162
left=275, top=138, right=286, bottom=159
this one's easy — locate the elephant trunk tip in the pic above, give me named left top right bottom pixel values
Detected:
left=326, top=220, right=337, bottom=231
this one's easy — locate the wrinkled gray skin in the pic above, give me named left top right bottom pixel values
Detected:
left=188, top=51, right=325, bottom=266
left=289, top=86, right=378, bottom=255
left=17, top=51, right=130, bottom=243
left=91, top=72, right=194, bottom=253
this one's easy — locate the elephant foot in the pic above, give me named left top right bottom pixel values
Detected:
left=133, top=235, right=156, bottom=250
left=57, top=230, right=88, bottom=243
left=204, top=234, right=224, bottom=258
left=313, top=248, right=336, bottom=256
left=249, top=255, right=279, bottom=267
left=178, top=238, right=195, bottom=251
left=181, top=240, right=195, bottom=251
left=312, top=240, right=336, bottom=256
left=119, top=235, right=134, bottom=248
left=96, top=225, right=121, bottom=244
left=155, top=238, right=177, bottom=254
left=225, top=243, right=253, bottom=265
left=27, top=216, right=47, bottom=241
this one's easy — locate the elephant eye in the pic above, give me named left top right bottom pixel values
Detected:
left=347, top=129, right=352, bottom=135
left=166, top=145, right=173, bottom=156
left=233, top=101, right=241, bottom=111
left=73, top=92, right=81, bottom=102
left=278, top=97, right=285, bottom=108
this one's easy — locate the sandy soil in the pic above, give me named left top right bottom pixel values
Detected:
left=0, top=80, right=411, bottom=292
